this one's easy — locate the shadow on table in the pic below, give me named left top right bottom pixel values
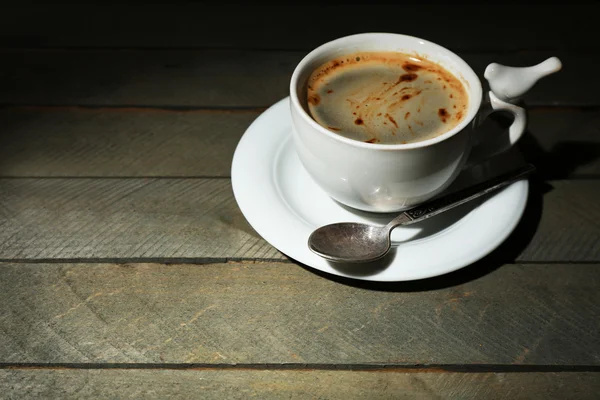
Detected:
left=518, top=133, right=600, bottom=181
left=297, top=110, right=598, bottom=292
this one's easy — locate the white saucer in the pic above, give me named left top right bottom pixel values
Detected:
left=231, top=98, right=529, bottom=282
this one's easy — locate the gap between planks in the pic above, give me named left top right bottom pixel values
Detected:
left=0, top=104, right=598, bottom=113
left=0, top=105, right=268, bottom=113
left=1, top=259, right=600, bottom=265
left=0, top=177, right=598, bottom=181
left=3, top=47, right=600, bottom=55
left=1, top=363, right=600, bottom=373
left=0, top=258, right=286, bottom=264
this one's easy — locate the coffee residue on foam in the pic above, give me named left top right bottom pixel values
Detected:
left=399, top=73, right=418, bottom=82
left=385, top=113, right=398, bottom=128
left=306, top=51, right=468, bottom=144
left=307, top=93, right=320, bottom=106
left=402, top=62, right=422, bottom=72
left=438, top=108, right=449, bottom=123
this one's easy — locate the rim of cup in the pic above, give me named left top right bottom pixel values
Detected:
left=289, top=32, right=483, bottom=150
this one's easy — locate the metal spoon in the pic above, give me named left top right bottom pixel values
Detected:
left=308, top=164, right=535, bottom=263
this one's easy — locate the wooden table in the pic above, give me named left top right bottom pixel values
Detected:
left=0, top=3, right=599, bottom=399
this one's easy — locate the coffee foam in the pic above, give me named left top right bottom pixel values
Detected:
left=307, top=51, right=468, bottom=144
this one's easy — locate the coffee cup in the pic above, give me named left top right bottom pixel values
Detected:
left=289, top=33, right=561, bottom=212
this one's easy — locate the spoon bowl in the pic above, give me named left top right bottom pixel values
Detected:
left=309, top=223, right=391, bottom=263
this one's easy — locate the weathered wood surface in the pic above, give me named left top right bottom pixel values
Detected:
left=0, top=178, right=281, bottom=262
left=0, top=3, right=596, bottom=397
left=0, top=107, right=598, bottom=178
left=0, top=179, right=598, bottom=262
left=0, top=4, right=597, bottom=52
left=0, top=262, right=599, bottom=365
left=0, top=50, right=591, bottom=107
left=1, top=369, right=599, bottom=400
left=518, top=179, right=600, bottom=262
left=518, top=108, right=600, bottom=178
left=0, top=108, right=258, bottom=177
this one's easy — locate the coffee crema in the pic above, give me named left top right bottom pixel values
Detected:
left=306, top=51, right=469, bottom=144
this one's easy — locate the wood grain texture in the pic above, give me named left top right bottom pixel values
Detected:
left=0, top=179, right=598, bottom=263
left=0, top=262, right=599, bottom=365
left=1, top=369, right=599, bottom=400
left=517, top=180, right=600, bottom=262
left=0, top=4, right=597, bottom=52
left=0, top=107, right=598, bottom=178
left=0, top=49, right=591, bottom=107
left=0, top=108, right=258, bottom=177
left=519, top=108, right=600, bottom=178
left=0, top=178, right=282, bottom=261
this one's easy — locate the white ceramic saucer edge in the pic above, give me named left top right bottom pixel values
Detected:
left=231, top=97, right=529, bottom=282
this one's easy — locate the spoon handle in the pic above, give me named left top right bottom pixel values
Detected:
left=390, top=164, right=536, bottom=228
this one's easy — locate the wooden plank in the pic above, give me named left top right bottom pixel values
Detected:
left=519, top=108, right=600, bottom=178
left=1, top=369, right=599, bottom=400
left=0, top=4, right=597, bottom=52
left=0, top=107, right=598, bottom=178
left=0, top=178, right=282, bottom=261
left=0, top=108, right=258, bottom=177
left=0, top=49, right=592, bottom=107
left=0, top=179, right=598, bottom=262
left=0, top=262, right=598, bottom=364
left=517, top=180, right=600, bottom=262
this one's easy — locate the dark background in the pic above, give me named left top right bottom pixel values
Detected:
left=0, top=2, right=596, bottom=52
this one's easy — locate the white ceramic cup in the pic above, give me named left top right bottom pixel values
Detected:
left=289, top=33, right=561, bottom=212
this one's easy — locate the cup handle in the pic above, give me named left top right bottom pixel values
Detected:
left=468, top=57, right=562, bottom=163
left=467, top=92, right=527, bottom=162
